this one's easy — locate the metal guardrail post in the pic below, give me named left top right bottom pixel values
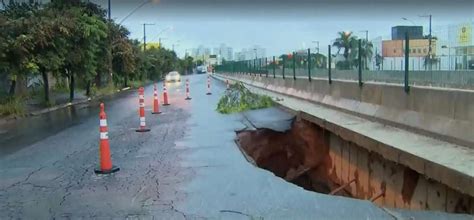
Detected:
left=293, top=52, right=296, bottom=80
left=253, top=58, right=256, bottom=76
left=307, top=48, right=311, bottom=82
left=258, top=58, right=261, bottom=77
left=358, top=39, right=363, bottom=87
left=265, top=57, right=268, bottom=77
left=248, top=60, right=250, bottom=75
left=282, top=57, right=286, bottom=79
left=328, top=45, right=332, bottom=84
left=404, top=32, right=410, bottom=93
left=272, top=56, right=276, bottom=78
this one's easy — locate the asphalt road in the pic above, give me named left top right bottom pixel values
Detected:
left=0, top=74, right=471, bottom=219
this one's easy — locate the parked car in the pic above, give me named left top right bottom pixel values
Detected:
left=165, top=71, right=181, bottom=82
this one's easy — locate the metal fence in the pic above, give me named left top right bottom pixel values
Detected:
left=216, top=38, right=474, bottom=91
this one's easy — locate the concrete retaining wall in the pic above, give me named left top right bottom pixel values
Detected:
left=221, top=73, right=474, bottom=148
left=327, top=131, right=474, bottom=213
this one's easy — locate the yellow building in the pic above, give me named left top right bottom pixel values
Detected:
left=140, top=42, right=161, bottom=50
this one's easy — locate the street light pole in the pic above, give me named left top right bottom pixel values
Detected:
left=108, top=0, right=111, bottom=20
left=429, top=15, right=432, bottom=71
left=119, top=0, right=154, bottom=25
left=312, top=41, right=320, bottom=54
left=420, top=14, right=433, bottom=71
left=143, top=23, right=155, bottom=51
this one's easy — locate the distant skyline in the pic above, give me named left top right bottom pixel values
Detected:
left=88, top=0, right=473, bottom=58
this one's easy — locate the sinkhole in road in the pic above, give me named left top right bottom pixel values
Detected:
left=235, top=117, right=350, bottom=197
left=235, top=116, right=474, bottom=214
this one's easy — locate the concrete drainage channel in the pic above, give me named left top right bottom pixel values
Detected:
left=235, top=109, right=473, bottom=215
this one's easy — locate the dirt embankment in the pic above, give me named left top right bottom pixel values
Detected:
left=236, top=118, right=348, bottom=196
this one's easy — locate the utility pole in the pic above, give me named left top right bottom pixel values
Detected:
left=108, top=0, right=111, bottom=20
left=143, top=23, right=155, bottom=51
left=106, top=0, right=112, bottom=85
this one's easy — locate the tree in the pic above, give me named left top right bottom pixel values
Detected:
left=424, top=55, right=440, bottom=70
left=110, top=23, right=137, bottom=87
left=349, top=39, right=373, bottom=69
left=30, top=8, right=65, bottom=105
left=333, top=31, right=355, bottom=61
left=333, top=31, right=374, bottom=70
left=196, top=59, right=204, bottom=66
left=375, top=53, right=383, bottom=70
left=56, top=5, right=107, bottom=101
left=312, top=53, right=327, bottom=69
left=178, top=56, right=194, bottom=75
left=0, top=0, right=183, bottom=109
left=0, top=2, right=40, bottom=96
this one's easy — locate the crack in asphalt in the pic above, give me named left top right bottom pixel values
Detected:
left=1, top=97, right=192, bottom=219
left=1, top=166, right=46, bottom=191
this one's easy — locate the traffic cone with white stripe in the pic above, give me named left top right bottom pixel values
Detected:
left=136, top=87, right=151, bottom=132
left=206, top=76, right=212, bottom=95
left=94, top=103, right=119, bottom=174
left=185, top=79, right=192, bottom=100
left=163, top=81, right=170, bottom=106
left=152, top=83, right=161, bottom=114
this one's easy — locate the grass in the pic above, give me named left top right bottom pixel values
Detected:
left=0, top=97, right=26, bottom=117
left=217, top=82, right=274, bottom=114
left=91, top=84, right=117, bottom=98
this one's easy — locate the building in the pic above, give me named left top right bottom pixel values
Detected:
left=382, top=39, right=436, bottom=57
left=379, top=22, right=474, bottom=70
left=190, top=45, right=211, bottom=58
left=234, top=46, right=266, bottom=61
left=213, top=44, right=233, bottom=62
left=447, top=22, right=474, bottom=69
left=391, top=26, right=424, bottom=40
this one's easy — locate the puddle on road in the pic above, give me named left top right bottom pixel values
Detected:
left=235, top=117, right=347, bottom=196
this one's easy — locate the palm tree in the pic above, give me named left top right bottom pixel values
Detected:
left=349, top=39, right=374, bottom=69
left=333, top=31, right=355, bottom=61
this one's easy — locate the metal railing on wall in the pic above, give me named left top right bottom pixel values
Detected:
left=214, top=34, right=474, bottom=91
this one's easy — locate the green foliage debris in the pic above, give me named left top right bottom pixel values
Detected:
left=217, top=82, right=274, bottom=114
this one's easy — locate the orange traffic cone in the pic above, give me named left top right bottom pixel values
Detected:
left=163, top=81, right=170, bottom=106
left=152, top=83, right=161, bottom=114
left=95, top=103, right=119, bottom=174
left=185, top=78, right=192, bottom=100
left=206, top=76, right=212, bottom=95
left=136, top=87, right=151, bottom=132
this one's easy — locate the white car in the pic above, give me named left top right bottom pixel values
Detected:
left=165, top=71, right=181, bottom=82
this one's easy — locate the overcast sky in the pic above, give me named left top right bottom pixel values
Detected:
left=90, top=0, right=474, bottom=57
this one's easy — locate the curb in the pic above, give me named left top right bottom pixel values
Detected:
left=0, top=85, right=140, bottom=125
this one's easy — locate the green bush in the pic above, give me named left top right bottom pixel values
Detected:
left=217, top=82, right=273, bottom=114
left=0, top=97, right=26, bottom=117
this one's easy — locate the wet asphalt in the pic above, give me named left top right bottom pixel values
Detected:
left=0, top=74, right=471, bottom=219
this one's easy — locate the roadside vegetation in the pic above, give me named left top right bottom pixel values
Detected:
left=217, top=82, right=274, bottom=114
left=0, top=0, right=194, bottom=117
